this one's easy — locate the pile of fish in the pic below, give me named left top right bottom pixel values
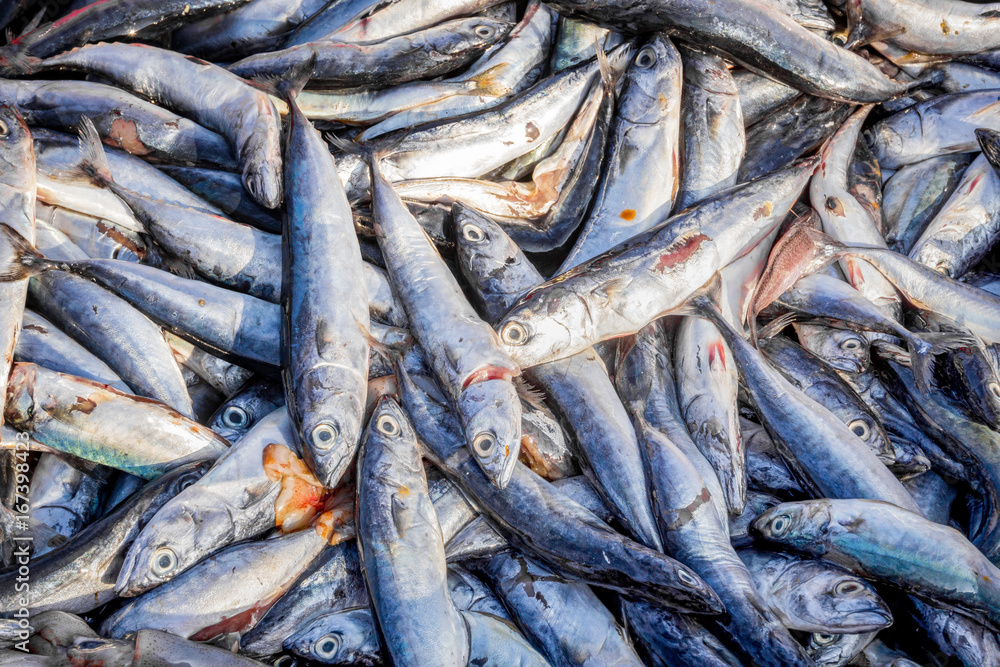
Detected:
left=1, top=0, right=1000, bottom=664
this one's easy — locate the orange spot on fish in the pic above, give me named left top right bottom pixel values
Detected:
left=620, top=209, right=637, bottom=221
left=752, top=202, right=773, bottom=220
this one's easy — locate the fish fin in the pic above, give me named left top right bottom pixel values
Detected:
left=908, top=330, right=981, bottom=394
left=357, top=320, right=411, bottom=369
left=595, top=37, right=615, bottom=95
left=968, top=99, right=1000, bottom=123
left=513, top=375, right=547, bottom=411
left=681, top=273, right=725, bottom=319
left=843, top=0, right=907, bottom=51
left=0, top=223, right=58, bottom=281
left=18, top=8, right=47, bottom=40
left=756, top=311, right=800, bottom=341
left=791, top=0, right=835, bottom=31
left=274, top=50, right=317, bottom=101
left=326, top=131, right=373, bottom=160
left=904, top=68, right=944, bottom=95
left=76, top=116, right=115, bottom=188
left=0, top=44, right=38, bottom=75
left=977, top=129, right=1000, bottom=175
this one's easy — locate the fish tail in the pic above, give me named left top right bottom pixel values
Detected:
left=976, top=128, right=1000, bottom=173
left=755, top=311, right=800, bottom=341
left=278, top=50, right=317, bottom=101
left=908, top=330, right=982, bottom=393
left=0, top=223, right=59, bottom=281
left=76, top=116, right=116, bottom=188
left=904, top=68, right=945, bottom=95
left=0, top=44, right=38, bottom=75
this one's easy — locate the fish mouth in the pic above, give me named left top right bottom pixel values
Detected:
left=836, top=607, right=894, bottom=632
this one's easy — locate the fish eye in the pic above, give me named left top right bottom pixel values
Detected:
left=848, top=419, right=871, bottom=441
left=178, top=474, right=198, bottom=492
left=501, top=321, right=528, bottom=346
left=834, top=580, right=863, bottom=596
left=474, top=25, right=495, bottom=38
left=273, top=656, right=298, bottom=667
left=472, top=432, right=497, bottom=458
left=812, top=633, right=838, bottom=646
left=314, top=633, right=342, bottom=659
left=0, top=119, right=9, bottom=138
left=770, top=514, right=791, bottom=536
left=244, top=176, right=258, bottom=198
left=677, top=567, right=700, bottom=588
left=635, top=45, right=657, bottom=69
left=150, top=547, right=178, bottom=576
left=935, top=265, right=950, bottom=275
left=989, top=382, right=1000, bottom=400
left=222, top=405, right=250, bottom=429
left=311, top=422, right=339, bottom=450
left=840, top=337, right=862, bottom=351
left=376, top=413, right=400, bottom=437
left=462, top=223, right=486, bottom=243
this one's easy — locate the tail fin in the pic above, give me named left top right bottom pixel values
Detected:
left=277, top=50, right=316, bottom=101
left=756, top=310, right=801, bottom=341
left=76, top=117, right=115, bottom=188
left=0, top=223, right=60, bottom=282
left=251, top=49, right=316, bottom=101
left=907, top=330, right=980, bottom=395
left=977, top=128, right=1000, bottom=175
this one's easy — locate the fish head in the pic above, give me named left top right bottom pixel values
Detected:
left=496, top=285, right=594, bottom=367
left=430, top=18, right=514, bottom=56
left=752, top=500, right=832, bottom=553
left=208, top=382, right=283, bottom=444
left=457, top=378, right=521, bottom=489
left=864, top=120, right=907, bottom=168
left=285, top=608, right=379, bottom=666
left=794, top=323, right=870, bottom=373
left=0, top=105, right=33, bottom=182
left=115, top=484, right=234, bottom=597
left=806, top=631, right=875, bottom=666
left=298, top=370, right=367, bottom=489
left=242, top=160, right=282, bottom=210
left=454, top=203, right=536, bottom=321
left=779, top=562, right=892, bottom=633
left=619, top=35, right=681, bottom=125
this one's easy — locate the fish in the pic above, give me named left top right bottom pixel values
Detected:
left=557, top=34, right=682, bottom=271
left=0, top=462, right=208, bottom=615
left=39, top=42, right=283, bottom=208
left=542, top=0, right=915, bottom=102
left=755, top=498, right=1000, bottom=628
left=0, top=106, right=35, bottom=431
left=368, top=155, right=522, bottom=488
left=356, top=397, right=470, bottom=666
left=496, top=159, right=814, bottom=367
